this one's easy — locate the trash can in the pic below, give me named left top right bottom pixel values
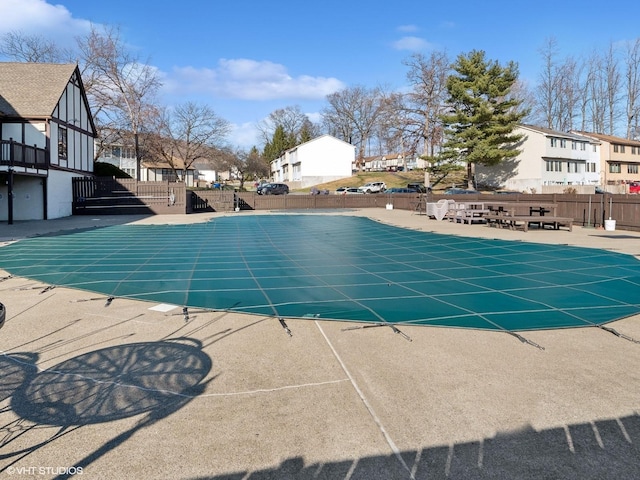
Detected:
left=604, top=219, right=616, bottom=231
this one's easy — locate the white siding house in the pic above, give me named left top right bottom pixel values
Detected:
left=0, top=63, right=95, bottom=221
left=475, top=125, right=600, bottom=193
left=572, top=131, right=640, bottom=190
left=270, top=135, right=355, bottom=189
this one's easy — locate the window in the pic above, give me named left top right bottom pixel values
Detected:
left=571, top=141, right=577, bottom=150
left=58, top=127, right=68, bottom=159
left=614, top=144, right=619, bottom=153
left=593, top=145, right=597, bottom=152
left=560, top=139, right=567, bottom=148
left=567, top=162, right=580, bottom=173
left=609, top=163, right=621, bottom=173
left=111, top=146, right=121, bottom=158
left=628, top=164, right=639, bottom=174
left=621, top=145, right=626, bottom=153
left=587, top=163, right=597, bottom=173
left=550, top=137, right=558, bottom=147
left=546, top=160, right=562, bottom=172
left=580, top=143, right=586, bottom=151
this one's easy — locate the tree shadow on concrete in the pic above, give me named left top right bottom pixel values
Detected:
left=1, top=338, right=212, bottom=478
left=190, top=413, right=640, bottom=480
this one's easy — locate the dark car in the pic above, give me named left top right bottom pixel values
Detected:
left=407, top=183, right=431, bottom=194
left=385, top=187, right=418, bottom=194
left=0, top=302, right=5, bottom=330
left=444, top=187, right=479, bottom=195
left=257, top=183, right=289, bottom=195
left=493, top=190, right=521, bottom=195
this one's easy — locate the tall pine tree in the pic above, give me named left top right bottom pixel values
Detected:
left=262, top=124, right=298, bottom=162
left=440, top=50, right=527, bottom=189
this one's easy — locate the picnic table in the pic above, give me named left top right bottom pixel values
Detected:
left=447, top=201, right=491, bottom=224
left=483, top=202, right=573, bottom=232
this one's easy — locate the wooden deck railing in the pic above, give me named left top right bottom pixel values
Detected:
left=0, top=139, right=48, bottom=169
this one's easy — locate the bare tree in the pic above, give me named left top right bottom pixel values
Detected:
left=535, top=38, right=582, bottom=131
left=556, top=56, right=582, bottom=131
left=536, top=37, right=561, bottom=129
left=322, top=85, right=385, bottom=168
left=257, top=105, right=310, bottom=145
left=148, top=102, right=230, bottom=181
left=0, top=31, right=73, bottom=62
left=624, top=38, right=640, bottom=139
left=588, top=49, right=611, bottom=133
left=218, top=146, right=269, bottom=190
left=577, top=54, right=596, bottom=132
left=401, top=51, right=450, bottom=157
left=76, top=25, right=161, bottom=178
left=603, top=43, right=622, bottom=135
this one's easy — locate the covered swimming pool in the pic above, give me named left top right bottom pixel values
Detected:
left=1, top=214, right=640, bottom=332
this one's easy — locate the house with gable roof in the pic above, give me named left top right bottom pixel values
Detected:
left=571, top=131, right=640, bottom=190
left=475, top=124, right=601, bottom=193
left=0, top=62, right=95, bottom=222
left=270, top=134, right=355, bottom=189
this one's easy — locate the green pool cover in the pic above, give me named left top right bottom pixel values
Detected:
left=1, top=214, right=640, bottom=331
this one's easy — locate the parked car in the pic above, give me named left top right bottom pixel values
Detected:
left=407, top=183, right=431, bottom=193
left=358, top=182, right=387, bottom=194
left=629, top=182, right=640, bottom=194
left=0, top=302, right=4, bottom=330
left=444, top=187, right=479, bottom=195
left=385, top=187, right=418, bottom=194
left=344, top=187, right=363, bottom=194
left=257, top=183, right=289, bottom=195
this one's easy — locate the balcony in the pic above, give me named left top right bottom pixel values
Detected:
left=0, top=139, right=49, bottom=171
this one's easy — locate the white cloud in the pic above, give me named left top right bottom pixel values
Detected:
left=392, top=36, right=434, bottom=52
left=0, top=0, right=92, bottom=47
left=161, top=58, right=345, bottom=101
left=229, top=121, right=262, bottom=149
left=397, top=25, right=419, bottom=33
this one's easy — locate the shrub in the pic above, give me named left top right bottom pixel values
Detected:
left=94, top=161, right=132, bottom=178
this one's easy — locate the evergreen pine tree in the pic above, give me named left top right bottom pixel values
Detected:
left=262, top=124, right=298, bottom=162
left=440, top=50, right=528, bottom=189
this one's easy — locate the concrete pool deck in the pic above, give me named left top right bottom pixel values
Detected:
left=1, top=209, right=639, bottom=479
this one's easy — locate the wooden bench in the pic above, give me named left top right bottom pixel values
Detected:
left=484, top=214, right=573, bottom=232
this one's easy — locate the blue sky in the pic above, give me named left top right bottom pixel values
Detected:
left=2, top=0, right=639, bottom=148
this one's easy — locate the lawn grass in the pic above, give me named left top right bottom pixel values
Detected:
left=301, top=170, right=466, bottom=193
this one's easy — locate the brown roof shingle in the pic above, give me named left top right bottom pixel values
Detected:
left=0, top=62, right=77, bottom=118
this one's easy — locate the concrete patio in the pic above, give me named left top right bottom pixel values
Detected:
left=1, top=209, right=639, bottom=479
